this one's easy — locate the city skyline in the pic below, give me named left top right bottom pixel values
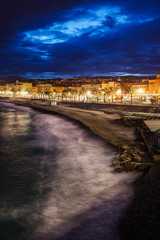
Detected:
left=1, top=0, right=160, bottom=79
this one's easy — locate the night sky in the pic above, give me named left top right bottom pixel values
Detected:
left=1, top=0, right=160, bottom=79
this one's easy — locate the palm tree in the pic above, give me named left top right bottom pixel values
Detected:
left=12, top=86, right=18, bottom=97
left=48, top=92, right=53, bottom=99
left=79, top=89, right=87, bottom=102
left=71, top=90, right=79, bottom=101
left=62, top=89, right=70, bottom=100
left=93, top=89, right=101, bottom=102
left=56, top=91, right=62, bottom=100
left=150, top=95, right=159, bottom=104
left=108, top=87, right=117, bottom=103
left=101, top=88, right=110, bottom=103
left=126, top=87, right=135, bottom=104
left=101, top=90, right=106, bottom=103
left=103, top=87, right=110, bottom=102
left=118, top=81, right=127, bottom=102
left=53, top=90, right=57, bottom=100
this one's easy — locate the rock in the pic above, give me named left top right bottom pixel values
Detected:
left=115, top=154, right=120, bottom=159
left=136, top=163, right=151, bottom=170
left=124, top=162, right=138, bottom=171
left=124, top=162, right=151, bottom=171
left=153, top=155, right=160, bottom=161
left=113, top=145, right=151, bottom=172
left=113, top=159, right=119, bottom=166
left=134, top=156, right=142, bottom=162
left=125, top=157, right=132, bottom=163
left=122, top=145, right=129, bottom=150
left=133, top=148, right=139, bottom=153
left=138, top=151, right=145, bottom=156
left=123, top=159, right=134, bottom=171
left=115, top=165, right=123, bottom=173
left=120, top=153, right=130, bottom=161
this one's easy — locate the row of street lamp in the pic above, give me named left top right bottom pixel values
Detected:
left=0, top=89, right=158, bottom=104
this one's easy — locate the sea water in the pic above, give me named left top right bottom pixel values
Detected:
left=0, top=102, right=140, bottom=240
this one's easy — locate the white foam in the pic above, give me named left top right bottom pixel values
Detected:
left=29, top=112, right=141, bottom=240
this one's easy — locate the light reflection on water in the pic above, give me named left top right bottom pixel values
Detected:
left=0, top=102, right=140, bottom=240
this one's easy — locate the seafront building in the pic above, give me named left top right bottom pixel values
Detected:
left=37, top=83, right=52, bottom=94
left=6, top=83, right=14, bottom=91
left=149, top=74, right=160, bottom=94
left=102, top=81, right=120, bottom=90
left=52, top=86, right=66, bottom=92
left=0, top=74, right=160, bottom=103
left=18, top=83, right=32, bottom=92
left=81, top=84, right=102, bottom=91
left=132, top=82, right=149, bottom=95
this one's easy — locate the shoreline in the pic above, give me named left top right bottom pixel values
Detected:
left=0, top=98, right=140, bottom=148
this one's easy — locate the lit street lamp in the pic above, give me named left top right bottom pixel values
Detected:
left=68, top=92, right=71, bottom=101
left=138, top=88, right=143, bottom=103
left=87, top=91, right=91, bottom=102
left=102, top=91, right=105, bottom=103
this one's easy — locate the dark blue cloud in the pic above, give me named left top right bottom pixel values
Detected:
left=103, top=16, right=116, bottom=28
left=0, top=0, right=160, bottom=78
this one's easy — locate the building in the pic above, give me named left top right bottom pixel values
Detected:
left=132, top=82, right=149, bottom=95
left=81, top=84, right=102, bottom=91
left=37, top=84, right=53, bottom=93
left=20, top=83, right=32, bottom=92
left=102, top=81, right=121, bottom=90
left=149, top=74, right=160, bottom=94
left=52, top=86, right=66, bottom=92
left=5, top=84, right=14, bottom=91
left=32, top=86, right=38, bottom=93
left=0, top=85, right=6, bottom=91
left=67, top=86, right=82, bottom=92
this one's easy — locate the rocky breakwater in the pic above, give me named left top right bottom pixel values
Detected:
left=113, top=145, right=152, bottom=172
left=113, top=114, right=156, bottom=172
